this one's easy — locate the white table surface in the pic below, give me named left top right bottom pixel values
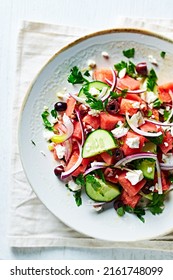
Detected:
left=1, top=0, right=173, bottom=260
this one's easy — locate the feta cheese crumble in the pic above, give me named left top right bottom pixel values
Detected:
left=132, top=101, right=140, bottom=109
left=111, top=122, right=129, bottom=138
left=43, top=130, right=55, bottom=141
left=88, top=109, right=100, bottom=117
left=55, top=144, right=66, bottom=159
left=148, top=55, right=158, bottom=66
left=118, top=68, right=126, bottom=79
left=68, top=180, right=81, bottom=192
left=126, top=137, right=140, bottom=148
left=87, top=59, right=96, bottom=68
left=125, top=170, right=144, bottom=185
left=130, top=111, right=144, bottom=127
left=162, top=153, right=173, bottom=165
left=141, top=91, right=158, bottom=104
left=101, top=51, right=109, bottom=58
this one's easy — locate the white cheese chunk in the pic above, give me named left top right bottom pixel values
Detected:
left=126, top=137, right=140, bottom=149
left=88, top=109, right=100, bottom=117
left=130, top=111, right=144, bottom=127
left=68, top=180, right=81, bottom=191
left=55, top=144, right=66, bottom=159
left=111, top=123, right=129, bottom=138
left=101, top=51, right=109, bottom=58
left=132, top=101, right=140, bottom=108
left=162, top=153, right=173, bottom=165
left=125, top=170, right=144, bottom=185
left=148, top=55, right=158, bottom=65
left=43, top=130, right=55, bottom=141
left=118, top=68, right=126, bottom=79
left=87, top=59, right=96, bottom=68
left=89, top=87, right=100, bottom=96
left=141, top=91, right=158, bottom=104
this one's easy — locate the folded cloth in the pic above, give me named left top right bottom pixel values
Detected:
left=9, top=19, right=173, bottom=250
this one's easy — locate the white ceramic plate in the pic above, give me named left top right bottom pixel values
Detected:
left=19, top=29, right=173, bottom=242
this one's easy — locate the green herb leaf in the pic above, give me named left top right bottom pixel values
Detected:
left=124, top=205, right=145, bottom=222
left=83, top=85, right=104, bottom=111
left=153, top=98, right=162, bottom=108
left=148, top=134, right=163, bottom=145
left=75, top=174, right=86, bottom=187
left=51, top=109, right=57, bottom=118
left=147, top=110, right=152, bottom=117
left=147, top=192, right=165, bottom=215
left=41, top=111, right=53, bottom=131
left=73, top=190, right=82, bottom=207
left=164, top=109, right=171, bottom=121
left=110, top=89, right=127, bottom=99
left=168, top=175, right=173, bottom=184
left=114, top=61, right=127, bottom=73
left=84, top=70, right=91, bottom=77
left=114, top=60, right=136, bottom=78
left=31, top=140, right=36, bottom=146
left=68, top=66, right=88, bottom=84
left=123, top=48, right=135, bottom=58
left=160, top=51, right=166, bottom=58
left=117, top=206, right=125, bottom=217
left=147, top=69, right=158, bottom=91
left=94, top=169, right=106, bottom=183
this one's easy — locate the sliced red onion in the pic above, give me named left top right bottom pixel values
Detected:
left=126, top=113, right=163, bottom=137
left=61, top=141, right=82, bottom=179
left=105, top=78, right=145, bottom=94
left=75, top=109, right=85, bottom=146
left=114, top=152, right=157, bottom=167
left=62, top=113, right=74, bottom=139
left=114, top=152, right=163, bottom=194
left=116, top=86, right=146, bottom=94
left=102, top=68, right=117, bottom=101
left=144, top=118, right=173, bottom=126
left=84, top=162, right=108, bottom=176
left=160, top=163, right=173, bottom=170
left=164, top=90, right=173, bottom=124
left=155, top=160, right=163, bottom=194
left=63, top=139, right=72, bottom=162
left=69, top=93, right=89, bottom=106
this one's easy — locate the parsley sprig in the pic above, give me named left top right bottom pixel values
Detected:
left=147, top=69, right=158, bottom=91
left=123, top=48, right=135, bottom=59
left=41, top=110, right=53, bottom=131
left=114, top=60, right=136, bottom=78
left=83, top=85, right=104, bottom=111
left=68, top=66, right=89, bottom=84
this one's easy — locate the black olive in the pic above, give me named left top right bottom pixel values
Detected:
left=136, top=62, right=148, bottom=76
left=114, top=148, right=124, bottom=162
left=106, top=99, right=119, bottom=115
left=54, top=165, right=64, bottom=177
left=141, top=182, right=153, bottom=194
left=54, top=102, right=67, bottom=112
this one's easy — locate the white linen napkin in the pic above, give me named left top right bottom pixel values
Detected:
left=9, top=19, right=173, bottom=250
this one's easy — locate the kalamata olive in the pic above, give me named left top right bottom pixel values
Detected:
left=113, top=200, right=124, bottom=210
left=141, top=182, right=153, bottom=194
left=54, top=165, right=64, bottom=177
left=106, top=99, right=119, bottom=115
left=78, top=104, right=88, bottom=116
left=136, top=62, right=148, bottom=76
left=113, top=148, right=124, bottom=162
left=54, top=102, right=67, bottom=112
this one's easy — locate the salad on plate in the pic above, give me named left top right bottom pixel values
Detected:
left=41, top=48, right=173, bottom=222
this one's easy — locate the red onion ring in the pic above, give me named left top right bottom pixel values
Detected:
left=84, top=162, right=108, bottom=176
left=75, top=109, right=85, bottom=146
left=144, top=118, right=173, bottom=127
left=102, top=68, right=117, bottom=101
left=61, top=141, right=82, bottom=179
left=62, top=113, right=74, bottom=140
left=160, top=163, right=173, bottom=171
left=126, top=113, right=163, bottom=137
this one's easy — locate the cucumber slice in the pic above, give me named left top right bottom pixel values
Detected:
left=78, top=81, right=110, bottom=98
left=82, top=129, right=118, bottom=158
left=136, top=159, right=156, bottom=180
left=85, top=175, right=120, bottom=202
left=140, top=191, right=153, bottom=201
